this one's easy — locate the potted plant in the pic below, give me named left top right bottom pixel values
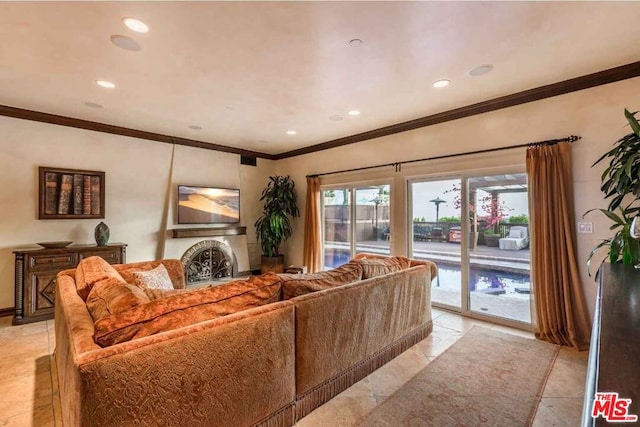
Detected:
left=585, top=109, right=640, bottom=275
left=254, top=175, right=300, bottom=273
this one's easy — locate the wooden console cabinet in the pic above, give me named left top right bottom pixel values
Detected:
left=13, top=243, right=126, bottom=325
left=582, top=264, right=640, bottom=426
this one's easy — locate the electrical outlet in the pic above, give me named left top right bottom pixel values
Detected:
left=578, top=222, right=593, bottom=234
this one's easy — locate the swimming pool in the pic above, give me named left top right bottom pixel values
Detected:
left=434, top=264, right=530, bottom=297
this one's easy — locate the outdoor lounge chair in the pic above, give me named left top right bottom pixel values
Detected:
left=499, top=226, right=528, bottom=250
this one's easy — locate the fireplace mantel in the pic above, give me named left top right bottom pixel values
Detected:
left=171, top=226, right=247, bottom=239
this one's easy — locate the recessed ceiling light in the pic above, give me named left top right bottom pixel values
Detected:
left=349, top=39, right=363, bottom=47
left=110, top=35, right=141, bottom=52
left=188, top=125, right=202, bottom=130
left=286, top=130, right=297, bottom=135
left=84, top=101, right=104, bottom=109
left=433, top=79, right=450, bottom=88
left=348, top=110, right=361, bottom=116
left=96, top=80, right=115, bottom=89
left=469, top=64, right=494, bottom=77
left=329, top=115, right=343, bottom=121
left=122, top=17, right=149, bottom=33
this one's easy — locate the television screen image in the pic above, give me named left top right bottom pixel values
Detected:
left=177, top=185, right=240, bottom=224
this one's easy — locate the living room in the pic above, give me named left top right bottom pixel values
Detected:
left=1, top=2, right=639, bottom=426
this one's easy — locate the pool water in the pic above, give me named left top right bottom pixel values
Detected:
left=324, top=250, right=530, bottom=297
left=434, top=264, right=530, bottom=296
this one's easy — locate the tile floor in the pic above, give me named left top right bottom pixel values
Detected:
left=0, top=309, right=588, bottom=426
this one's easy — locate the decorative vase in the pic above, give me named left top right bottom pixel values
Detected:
left=94, top=222, right=110, bottom=246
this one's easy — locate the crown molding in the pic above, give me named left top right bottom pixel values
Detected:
left=0, top=105, right=277, bottom=160
left=275, top=60, right=640, bottom=159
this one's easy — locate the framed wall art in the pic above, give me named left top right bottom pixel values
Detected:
left=38, top=166, right=105, bottom=219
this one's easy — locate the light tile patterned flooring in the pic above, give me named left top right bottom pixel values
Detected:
left=0, top=309, right=587, bottom=426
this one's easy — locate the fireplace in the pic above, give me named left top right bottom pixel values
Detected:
left=181, top=240, right=238, bottom=285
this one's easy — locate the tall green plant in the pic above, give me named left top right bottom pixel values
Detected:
left=585, top=109, right=640, bottom=275
left=254, top=176, right=300, bottom=257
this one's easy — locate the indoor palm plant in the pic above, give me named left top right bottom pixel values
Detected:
left=585, top=109, right=640, bottom=275
left=255, top=175, right=300, bottom=273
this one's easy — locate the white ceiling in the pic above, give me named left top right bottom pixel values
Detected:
left=1, top=2, right=640, bottom=155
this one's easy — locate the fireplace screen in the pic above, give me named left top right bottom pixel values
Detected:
left=181, top=240, right=238, bottom=285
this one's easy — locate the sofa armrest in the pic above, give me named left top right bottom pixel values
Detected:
left=409, top=259, right=438, bottom=279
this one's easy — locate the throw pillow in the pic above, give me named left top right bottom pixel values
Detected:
left=75, top=256, right=126, bottom=301
left=353, top=256, right=411, bottom=279
left=86, top=276, right=151, bottom=322
left=281, top=261, right=363, bottom=300
left=117, top=260, right=186, bottom=290
left=93, top=273, right=283, bottom=347
left=132, top=264, right=174, bottom=290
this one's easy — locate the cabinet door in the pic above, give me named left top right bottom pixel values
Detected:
left=24, top=271, right=57, bottom=318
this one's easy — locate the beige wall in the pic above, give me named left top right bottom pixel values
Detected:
left=276, top=77, right=640, bottom=319
left=0, top=117, right=275, bottom=310
left=2, top=77, right=638, bottom=316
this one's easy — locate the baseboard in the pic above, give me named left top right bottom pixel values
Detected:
left=0, top=307, right=14, bottom=318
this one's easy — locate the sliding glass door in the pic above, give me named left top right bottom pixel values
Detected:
left=409, top=179, right=462, bottom=309
left=322, top=184, right=391, bottom=269
left=322, top=188, right=351, bottom=269
left=467, top=173, right=531, bottom=324
left=409, top=172, right=532, bottom=327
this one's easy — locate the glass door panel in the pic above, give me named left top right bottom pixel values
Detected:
left=410, top=179, right=462, bottom=309
left=355, top=185, right=391, bottom=256
left=322, top=188, right=351, bottom=269
left=467, top=173, right=532, bottom=324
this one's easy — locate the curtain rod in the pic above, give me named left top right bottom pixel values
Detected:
left=306, top=135, right=580, bottom=178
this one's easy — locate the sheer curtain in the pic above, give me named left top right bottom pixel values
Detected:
left=526, top=142, right=591, bottom=350
left=303, top=176, right=322, bottom=273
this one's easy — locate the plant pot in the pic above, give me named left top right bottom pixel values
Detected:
left=261, top=255, right=284, bottom=274
left=469, top=231, right=478, bottom=250
left=484, top=234, right=500, bottom=247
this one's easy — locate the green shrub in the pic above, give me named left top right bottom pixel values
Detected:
left=508, top=214, right=529, bottom=224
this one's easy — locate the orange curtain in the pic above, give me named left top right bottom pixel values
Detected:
left=303, top=176, right=322, bottom=273
left=526, top=142, right=591, bottom=350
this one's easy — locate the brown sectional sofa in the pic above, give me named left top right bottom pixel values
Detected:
left=55, top=255, right=436, bottom=426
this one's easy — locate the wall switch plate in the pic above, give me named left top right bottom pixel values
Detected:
left=578, top=222, right=593, bottom=234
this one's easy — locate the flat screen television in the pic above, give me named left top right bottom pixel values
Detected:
left=177, top=185, right=240, bottom=224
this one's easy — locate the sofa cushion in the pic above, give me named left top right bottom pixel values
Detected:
left=75, top=256, right=126, bottom=301
left=281, top=262, right=363, bottom=300
left=132, top=263, right=174, bottom=290
left=353, top=256, right=411, bottom=279
left=93, top=273, right=282, bottom=347
left=86, top=277, right=151, bottom=322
